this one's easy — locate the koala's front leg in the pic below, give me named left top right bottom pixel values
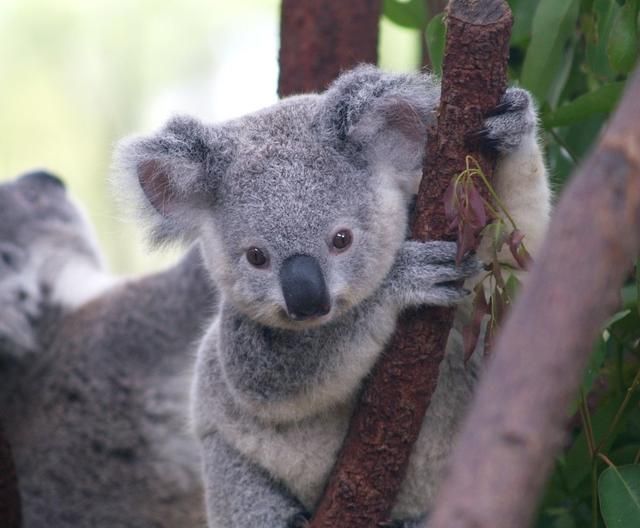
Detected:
left=380, top=241, right=481, bottom=311
left=201, top=432, right=310, bottom=528
left=479, top=88, right=552, bottom=263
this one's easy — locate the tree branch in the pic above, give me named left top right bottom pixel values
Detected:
left=309, top=2, right=512, bottom=526
left=278, top=0, right=381, bottom=97
left=427, top=64, right=640, bottom=528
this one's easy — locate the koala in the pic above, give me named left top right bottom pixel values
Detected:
left=0, top=170, right=217, bottom=527
left=115, top=65, right=551, bottom=527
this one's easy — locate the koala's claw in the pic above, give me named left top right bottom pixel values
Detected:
left=475, top=87, right=536, bottom=154
left=287, top=511, right=312, bottom=528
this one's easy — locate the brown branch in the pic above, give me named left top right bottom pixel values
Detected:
left=309, top=2, right=512, bottom=527
left=0, top=423, right=21, bottom=528
left=426, top=66, right=640, bottom=528
left=278, top=0, right=381, bottom=97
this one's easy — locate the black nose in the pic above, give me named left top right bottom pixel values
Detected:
left=280, top=254, right=330, bottom=320
left=19, top=170, right=66, bottom=190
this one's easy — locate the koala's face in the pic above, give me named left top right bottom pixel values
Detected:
left=116, top=66, right=438, bottom=329
left=197, top=99, right=410, bottom=328
left=0, top=171, right=103, bottom=357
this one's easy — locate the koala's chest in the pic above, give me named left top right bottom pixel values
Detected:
left=216, top=397, right=352, bottom=508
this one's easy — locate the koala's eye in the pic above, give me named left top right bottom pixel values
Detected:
left=246, top=247, right=268, bottom=268
left=332, top=229, right=353, bottom=252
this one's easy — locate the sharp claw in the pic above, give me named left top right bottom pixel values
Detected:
left=486, top=100, right=512, bottom=117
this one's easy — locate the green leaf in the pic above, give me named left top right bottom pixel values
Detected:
left=581, top=336, right=608, bottom=398
left=565, top=398, right=622, bottom=490
left=598, top=465, right=640, bottom=528
left=383, top=0, right=427, bottom=29
left=542, top=82, right=625, bottom=128
left=521, top=0, right=580, bottom=104
left=425, top=13, right=446, bottom=76
left=608, top=0, right=639, bottom=75
left=508, top=0, right=537, bottom=46
left=504, top=273, right=521, bottom=305
left=586, top=0, right=618, bottom=81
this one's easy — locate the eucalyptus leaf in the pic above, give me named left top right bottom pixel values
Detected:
left=542, top=82, right=624, bottom=128
left=425, top=13, right=445, bottom=76
left=521, top=0, right=580, bottom=104
left=509, top=0, right=537, bottom=46
left=608, top=0, right=639, bottom=74
left=586, top=0, right=618, bottom=81
left=383, top=0, right=427, bottom=29
left=598, top=465, right=640, bottom=528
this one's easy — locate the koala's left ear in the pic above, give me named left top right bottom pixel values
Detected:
left=319, top=65, right=439, bottom=194
left=114, top=116, right=235, bottom=246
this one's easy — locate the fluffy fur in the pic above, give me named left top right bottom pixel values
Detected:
left=115, top=65, right=551, bottom=527
left=0, top=171, right=217, bottom=527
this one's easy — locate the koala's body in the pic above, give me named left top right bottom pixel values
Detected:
left=117, top=66, right=551, bottom=527
left=0, top=171, right=217, bottom=527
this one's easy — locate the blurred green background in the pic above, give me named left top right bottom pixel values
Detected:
left=0, top=0, right=420, bottom=274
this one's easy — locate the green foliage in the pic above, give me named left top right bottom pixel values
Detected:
left=383, top=1, right=640, bottom=526
left=599, top=465, right=640, bottom=527
left=425, top=13, right=446, bottom=76
left=382, top=0, right=427, bottom=29
left=520, top=0, right=580, bottom=105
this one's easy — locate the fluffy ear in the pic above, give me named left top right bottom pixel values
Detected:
left=113, top=116, right=234, bottom=246
left=319, top=65, right=439, bottom=194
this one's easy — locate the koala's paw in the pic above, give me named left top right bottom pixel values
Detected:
left=476, top=87, right=536, bottom=154
left=286, top=511, right=311, bottom=528
left=0, top=244, right=40, bottom=362
left=388, top=241, right=482, bottom=307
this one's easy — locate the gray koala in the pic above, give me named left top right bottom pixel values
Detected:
left=115, top=65, right=551, bottom=527
left=0, top=170, right=217, bottom=527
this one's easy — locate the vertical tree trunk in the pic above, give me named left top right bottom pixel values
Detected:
left=309, top=2, right=512, bottom=527
left=427, top=65, right=640, bottom=528
left=278, top=0, right=381, bottom=97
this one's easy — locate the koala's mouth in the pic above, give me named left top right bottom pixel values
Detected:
left=277, top=304, right=333, bottom=328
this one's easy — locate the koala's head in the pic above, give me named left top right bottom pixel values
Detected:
left=116, top=66, right=438, bottom=329
left=0, top=170, right=106, bottom=359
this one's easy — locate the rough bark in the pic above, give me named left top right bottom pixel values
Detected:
left=278, top=0, right=381, bottom=97
left=427, top=65, right=640, bottom=528
left=309, top=2, right=512, bottom=527
left=0, top=423, right=21, bottom=528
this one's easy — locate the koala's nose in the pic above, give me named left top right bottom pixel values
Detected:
left=280, top=254, right=330, bottom=320
left=20, top=170, right=66, bottom=190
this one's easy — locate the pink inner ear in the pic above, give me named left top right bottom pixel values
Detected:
left=138, top=159, right=177, bottom=217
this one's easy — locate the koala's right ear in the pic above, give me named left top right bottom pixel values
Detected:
left=114, top=116, right=234, bottom=246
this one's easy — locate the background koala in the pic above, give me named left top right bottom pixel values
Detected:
left=0, top=170, right=217, bottom=527
left=116, top=65, right=551, bottom=527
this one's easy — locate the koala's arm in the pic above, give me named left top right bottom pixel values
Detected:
left=479, top=88, right=552, bottom=265
left=201, top=432, right=309, bottom=528
left=379, top=241, right=480, bottom=311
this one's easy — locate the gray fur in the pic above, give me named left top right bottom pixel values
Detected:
left=0, top=171, right=218, bottom=527
left=115, top=65, right=550, bottom=527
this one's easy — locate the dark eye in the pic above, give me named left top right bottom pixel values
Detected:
left=332, top=229, right=353, bottom=252
left=246, top=247, right=268, bottom=268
